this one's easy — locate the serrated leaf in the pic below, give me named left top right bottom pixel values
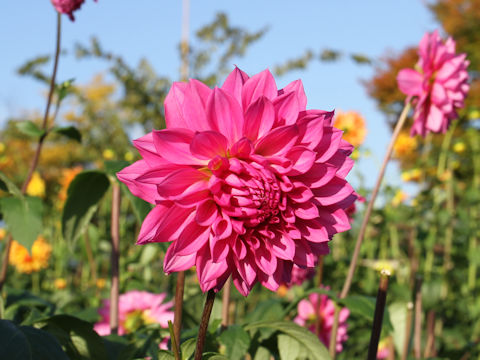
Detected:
left=244, top=321, right=331, bottom=360
left=62, top=171, right=110, bottom=247
left=16, top=120, right=45, bottom=138
left=0, top=196, right=43, bottom=250
left=0, top=171, right=23, bottom=198
left=219, top=325, right=250, bottom=360
left=52, top=126, right=82, bottom=142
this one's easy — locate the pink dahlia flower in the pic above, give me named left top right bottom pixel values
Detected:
left=397, top=30, right=469, bottom=137
left=118, top=67, right=357, bottom=296
left=51, top=0, right=96, bottom=21
left=94, top=290, right=174, bottom=340
left=294, top=292, right=349, bottom=353
left=285, top=264, right=316, bottom=287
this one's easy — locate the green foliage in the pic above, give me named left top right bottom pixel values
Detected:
left=219, top=325, right=251, bottom=360
left=0, top=196, right=43, bottom=250
left=62, top=170, right=110, bottom=247
left=15, top=120, right=45, bottom=138
left=52, top=125, right=82, bottom=143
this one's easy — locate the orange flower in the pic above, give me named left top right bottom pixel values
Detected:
left=54, top=278, right=67, bottom=290
left=58, top=166, right=83, bottom=203
left=393, top=131, right=417, bottom=159
left=333, top=111, right=367, bottom=147
left=9, top=236, right=52, bottom=274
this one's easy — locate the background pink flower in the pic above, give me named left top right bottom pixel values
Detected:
left=294, top=292, right=349, bottom=353
left=118, top=67, right=357, bottom=296
left=51, top=0, right=96, bottom=21
left=397, top=30, right=469, bottom=137
left=94, top=290, right=174, bottom=339
left=284, top=264, right=316, bottom=287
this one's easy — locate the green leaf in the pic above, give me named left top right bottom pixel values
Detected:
left=16, top=120, right=45, bottom=138
left=41, top=314, right=108, bottom=360
left=244, top=321, right=331, bottom=360
left=158, top=350, right=175, bottom=360
left=56, top=78, right=75, bottom=102
left=388, top=302, right=408, bottom=359
left=0, top=171, right=23, bottom=198
left=253, top=346, right=272, bottom=360
left=0, top=320, right=32, bottom=360
left=20, top=325, right=69, bottom=360
left=278, top=334, right=301, bottom=360
left=62, top=171, right=110, bottom=247
left=180, top=337, right=196, bottom=360
left=219, top=325, right=251, bottom=360
left=0, top=196, right=43, bottom=250
left=52, top=126, right=82, bottom=142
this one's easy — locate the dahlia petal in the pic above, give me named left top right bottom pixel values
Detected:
left=234, top=256, right=257, bottom=287
left=315, top=128, right=343, bottom=163
left=153, top=129, right=205, bottom=165
left=288, top=184, right=314, bottom=203
left=397, top=69, right=423, bottom=96
left=297, top=110, right=332, bottom=150
left=165, top=81, right=188, bottom=128
left=230, top=138, right=254, bottom=158
left=157, top=168, right=208, bottom=197
left=255, top=125, right=298, bottom=157
left=298, top=298, right=315, bottom=319
left=135, top=164, right=186, bottom=185
left=287, top=146, right=316, bottom=176
left=182, top=79, right=212, bottom=131
left=206, top=87, right=244, bottom=144
left=243, top=96, right=275, bottom=141
left=117, top=160, right=159, bottom=204
left=274, top=91, right=300, bottom=126
left=294, top=201, right=319, bottom=220
left=325, top=153, right=354, bottom=179
left=293, top=163, right=338, bottom=189
left=137, top=204, right=170, bottom=244
left=294, top=239, right=316, bottom=267
left=222, top=66, right=249, bottom=105
left=279, top=79, right=307, bottom=111
left=313, top=178, right=354, bottom=206
left=195, top=200, right=219, bottom=226
left=190, top=131, right=228, bottom=160
left=164, top=244, right=196, bottom=273
left=425, top=105, right=445, bottom=132
left=270, top=233, right=295, bottom=260
left=212, top=214, right=233, bottom=240
left=167, top=181, right=211, bottom=207
left=232, top=271, right=252, bottom=296
left=133, top=133, right=163, bottom=166
left=242, top=69, right=277, bottom=109
left=174, top=220, right=210, bottom=256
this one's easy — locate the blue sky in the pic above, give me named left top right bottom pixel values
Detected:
left=0, top=1, right=438, bottom=191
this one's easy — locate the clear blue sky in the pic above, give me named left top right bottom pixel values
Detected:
left=0, top=1, right=438, bottom=192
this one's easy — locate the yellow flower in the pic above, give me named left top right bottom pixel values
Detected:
left=58, top=166, right=83, bottom=205
left=392, top=190, right=408, bottom=207
left=374, top=260, right=395, bottom=276
left=453, top=142, right=466, bottom=154
left=103, top=149, right=115, bottom=160
left=54, top=278, right=67, bottom=290
left=0, top=142, right=5, bottom=153
left=124, top=151, right=134, bottom=162
left=401, top=168, right=421, bottom=182
left=333, top=111, right=367, bottom=148
left=276, top=284, right=288, bottom=298
left=393, top=131, right=417, bottom=159
left=83, top=74, right=116, bottom=103
left=9, top=236, right=52, bottom=274
left=96, top=278, right=107, bottom=289
left=26, top=172, right=46, bottom=198
left=0, top=228, right=6, bottom=241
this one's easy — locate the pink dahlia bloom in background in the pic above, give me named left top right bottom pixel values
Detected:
left=284, top=264, right=316, bottom=287
left=51, top=0, right=96, bottom=21
left=94, top=290, right=173, bottom=343
left=397, top=30, right=469, bottom=137
left=294, top=292, right=349, bottom=353
left=118, top=67, right=357, bottom=296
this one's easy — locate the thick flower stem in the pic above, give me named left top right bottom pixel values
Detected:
left=0, top=13, right=62, bottom=292
left=174, top=271, right=185, bottom=348
left=367, top=270, right=391, bottom=360
left=221, top=276, right=232, bottom=329
left=195, top=290, right=216, bottom=360
left=329, top=102, right=411, bottom=358
left=109, top=183, right=121, bottom=334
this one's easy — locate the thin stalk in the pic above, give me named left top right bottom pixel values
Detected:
left=194, top=290, right=216, bottom=360
left=330, top=102, right=411, bottom=358
left=174, top=271, right=185, bottom=347
left=168, top=320, right=181, bottom=360
left=401, top=302, right=414, bottom=360
left=423, top=310, right=436, bottom=358
left=413, top=277, right=423, bottom=359
left=315, top=255, right=325, bottom=337
left=367, top=270, right=391, bottom=360
left=221, top=276, right=232, bottom=329
left=109, top=183, right=121, bottom=334
left=329, top=304, right=340, bottom=356
left=0, top=13, right=62, bottom=292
